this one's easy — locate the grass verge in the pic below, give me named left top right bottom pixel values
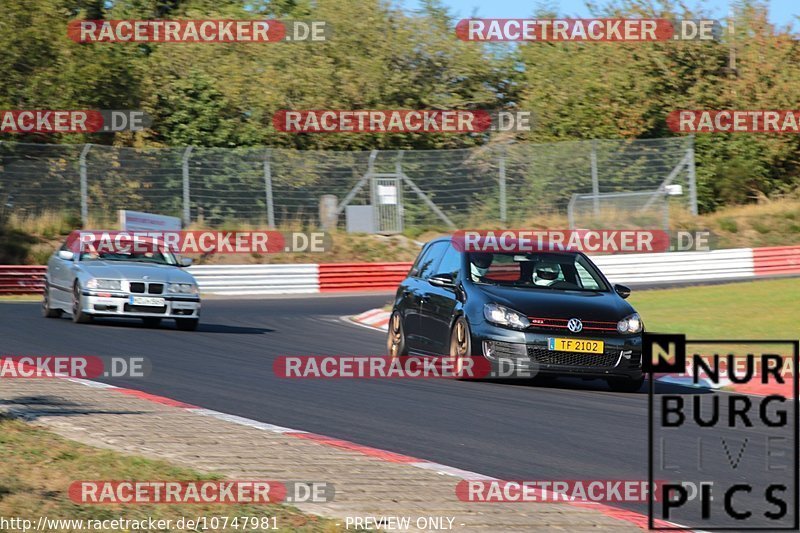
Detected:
left=629, top=278, right=799, bottom=340
left=0, top=416, right=347, bottom=532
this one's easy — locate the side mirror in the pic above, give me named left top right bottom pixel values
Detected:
left=429, top=273, right=455, bottom=288
left=57, top=250, right=74, bottom=261
left=179, top=257, right=193, bottom=267
left=614, top=284, right=631, bottom=299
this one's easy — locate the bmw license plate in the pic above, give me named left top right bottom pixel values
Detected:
left=548, top=337, right=604, bottom=354
left=130, top=296, right=165, bottom=307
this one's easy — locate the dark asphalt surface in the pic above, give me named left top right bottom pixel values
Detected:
left=1, top=297, right=796, bottom=527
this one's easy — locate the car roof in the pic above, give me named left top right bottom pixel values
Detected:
left=425, top=236, right=586, bottom=256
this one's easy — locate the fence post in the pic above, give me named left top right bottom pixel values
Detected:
left=264, top=149, right=275, bottom=229
left=687, top=135, right=698, bottom=216
left=395, top=150, right=404, bottom=232
left=498, top=146, right=507, bottom=224
left=79, top=144, right=92, bottom=227
left=181, top=146, right=193, bottom=227
left=590, top=140, right=599, bottom=218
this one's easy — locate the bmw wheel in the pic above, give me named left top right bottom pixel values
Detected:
left=41, top=283, right=62, bottom=318
left=71, top=283, right=91, bottom=323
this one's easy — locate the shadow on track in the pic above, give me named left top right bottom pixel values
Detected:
left=0, top=396, right=148, bottom=421
left=72, top=318, right=273, bottom=335
left=473, top=376, right=713, bottom=395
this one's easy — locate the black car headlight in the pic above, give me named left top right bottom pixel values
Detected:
left=86, top=278, right=121, bottom=290
left=617, top=313, right=643, bottom=334
left=484, top=303, right=530, bottom=330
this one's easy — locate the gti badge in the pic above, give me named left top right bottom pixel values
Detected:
left=567, top=318, right=583, bottom=333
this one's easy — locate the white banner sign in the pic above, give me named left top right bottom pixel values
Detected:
left=119, top=210, right=181, bottom=232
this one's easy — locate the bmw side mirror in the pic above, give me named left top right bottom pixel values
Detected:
left=57, top=250, right=74, bottom=261
left=179, top=257, right=193, bottom=267
left=614, top=284, right=631, bottom=299
left=429, top=273, right=455, bottom=289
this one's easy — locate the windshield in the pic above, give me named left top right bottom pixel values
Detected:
left=79, top=247, right=177, bottom=266
left=468, top=252, right=608, bottom=292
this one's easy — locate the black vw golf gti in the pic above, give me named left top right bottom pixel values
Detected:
left=387, top=237, right=644, bottom=392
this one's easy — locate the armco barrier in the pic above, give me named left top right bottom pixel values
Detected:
left=0, top=266, right=46, bottom=294
left=591, top=248, right=755, bottom=284
left=2, top=246, right=799, bottom=296
left=752, top=245, right=800, bottom=276
left=318, top=262, right=411, bottom=292
left=188, top=264, right=319, bottom=295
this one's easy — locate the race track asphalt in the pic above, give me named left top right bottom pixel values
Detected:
left=1, top=296, right=796, bottom=526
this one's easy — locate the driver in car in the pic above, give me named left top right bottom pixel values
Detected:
left=470, top=253, right=494, bottom=282
left=533, top=262, right=561, bottom=286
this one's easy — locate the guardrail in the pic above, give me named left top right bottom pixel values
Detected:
left=2, top=245, right=799, bottom=296
left=752, top=245, right=800, bottom=276
left=0, top=266, right=47, bottom=294
left=318, top=263, right=411, bottom=292
left=189, top=264, right=319, bottom=295
left=591, top=248, right=755, bottom=284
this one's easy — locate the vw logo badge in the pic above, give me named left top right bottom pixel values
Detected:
left=567, top=318, right=583, bottom=333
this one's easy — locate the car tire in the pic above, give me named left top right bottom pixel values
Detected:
left=42, top=284, right=63, bottom=318
left=175, top=318, right=199, bottom=331
left=142, top=317, right=161, bottom=328
left=386, top=311, right=408, bottom=359
left=71, top=283, right=92, bottom=324
left=606, top=376, right=644, bottom=393
left=449, top=316, right=472, bottom=378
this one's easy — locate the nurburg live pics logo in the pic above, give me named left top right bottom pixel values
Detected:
left=643, top=333, right=799, bottom=530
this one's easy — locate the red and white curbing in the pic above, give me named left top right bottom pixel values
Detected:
left=50, top=374, right=665, bottom=530
left=352, top=309, right=391, bottom=331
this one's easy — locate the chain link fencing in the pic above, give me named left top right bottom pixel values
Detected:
left=0, top=137, right=696, bottom=232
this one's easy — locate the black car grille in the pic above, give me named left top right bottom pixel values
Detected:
left=488, top=341, right=527, bottom=359
left=124, top=304, right=167, bottom=314
left=527, top=316, right=618, bottom=333
left=527, top=345, right=620, bottom=368
left=129, top=282, right=164, bottom=294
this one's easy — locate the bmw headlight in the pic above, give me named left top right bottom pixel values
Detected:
left=168, top=282, right=198, bottom=294
left=617, top=313, right=643, bottom=334
left=85, top=278, right=121, bottom=290
left=484, top=303, right=530, bottom=330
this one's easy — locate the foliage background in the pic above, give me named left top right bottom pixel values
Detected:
left=0, top=0, right=798, bottom=213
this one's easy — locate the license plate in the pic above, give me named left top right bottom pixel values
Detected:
left=171, top=301, right=197, bottom=310
left=129, top=296, right=165, bottom=307
left=548, top=337, right=604, bottom=354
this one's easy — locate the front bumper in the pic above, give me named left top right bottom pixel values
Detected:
left=80, top=290, right=200, bottom=319
left=473, top=323, right=642, bottom=379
